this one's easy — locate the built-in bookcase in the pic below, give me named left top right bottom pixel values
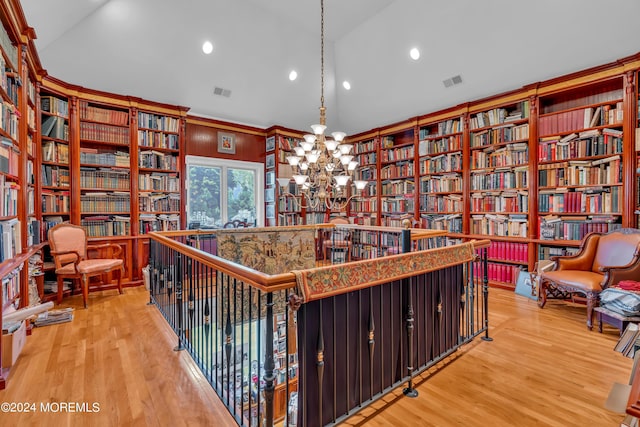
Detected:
left=418, top=116, right=463, bottom=235
left=379, top=129, right=416, bottom=227
left=79, top=100, right=131, bottom=237
left=40, top=91, right=70, bottom=235
left=537, top=78, right=624, bottom=250
left=350, top=136, right=378, bottom=225
left=137, top=110, right=181, bottom=233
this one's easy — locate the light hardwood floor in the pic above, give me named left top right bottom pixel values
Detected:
left=0, top=286, right=632, bottom=426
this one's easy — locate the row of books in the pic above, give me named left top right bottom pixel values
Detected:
left=353, top=139, right=376, bottom=154
left=356, top=152, right=376, bottom=166
left=418, top=134, right=461, bottom=156
left=470, top=167, right=528, bottom=191
left=538, top=102, right=623, bottom=136
left=278, top=197, right=301, bottom=213
left=538, top=156, right=622, bottom=187
left=421, top=194, right=463, bottom=212
left=354, top=166, right=376, bottom=181
left=79, top=101, right=128, bottom=126
left=1, top=267, right=20, bottom=306
left=470, top=191, right=528, bottom=213
left=538, top=245, right=579, bottom=260
left=538, top=186, right=621, bottom=214
left=539, top=217, right=621, bottom=241
left=0, top=137, right=19, bottom=176
left=80, top=121, right=130, bottom=144
left=139, top=173, right=179, bottom=192
left=381, top=197, right=414, bottom=214
left=80, top=168, right=130, bottom=190
left=381, top=161, right=415, bottom=180
left=420, top=175, right=462, bottom=193
left=470, top=214, right=528, bottom=237
left=42, top=141, right=69, bottom=164
left=0, top=179, right=18, bottom=217
left=80, top=193, right=131, bottom=213
left=487, top=241, right=528, bottom=263
left=80, top=148, right=129, bottom=167
left=0, top=54, right=18, bottom=106
left=349, top=197, right=377, bottom=213
left=420, top=152, right=462, bottom=174
left=139, top=193, right=180, bottom=212
left=469, top=101, right=530, bottom=130
left=81, top=215, right=131, bottom=237
left=139, top=214, right=180, bottom=233
left=41, top=96, right=69, bottom=117
left=420, top=214, right=463, bottom=233
left=381, top=179, right=414, bottom=196
left=138, top=130, right=179, bottom=150
left=472, top=261, right=523, bottom=285
left=538, top=130, right=622, bottom=161
left=137, top=112, right=179, bottom=132
left=419, top=118, right=462, bottom=139
left=41, top=115, right=68, bottom=140
left=470, top=144, right=528, bottom=169
left=381, top=145, right=414, bottom=162
left=0, top=22, right=17, bottom=71
left=42, top=190, right=69, bottom=213
left=469, top=123, right=529, bottom=147
left=277, top=212, right=303, bottom=226
left=0, top=218, right=20, bottom=262
left=139, top=150, right=178, bottom=170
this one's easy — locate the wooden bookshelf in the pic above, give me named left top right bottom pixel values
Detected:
left=350, top=133, right=378, bottom=225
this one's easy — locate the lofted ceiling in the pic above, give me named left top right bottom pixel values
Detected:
left=20, top=0, right=640, bottom=136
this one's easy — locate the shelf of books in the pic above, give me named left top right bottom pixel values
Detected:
left=467, top=100, right=530, bottom=287
left=273, top=134, right=304, bottom=226
left=40, top=91, right=70, bottom=238
left=79, top=99, right=132, bottom=237
left=350, top=136, right=378, bottom=225
left=417, top=115, right=463, bottom=244
left=137, top=110, right=181, bottom=233
left=25, top=72, right=39, bottom=247
left=537, top=78, right=624, bottom=258
left=379, top=129, right=416, bottom=227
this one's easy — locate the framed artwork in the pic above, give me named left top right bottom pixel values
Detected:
left=266, top=153, right=275, bottom=169
left=266, top=204, right=275, bottom=219
left=265, top=187, right=275, bottom=203
left=218, top=132, right=236, bottom=154
left=266, top=170, right=275, bottom=186
left=266, top=136, right=275, bottom=152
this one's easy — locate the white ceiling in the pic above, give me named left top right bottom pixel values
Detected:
left=20, top=0, right=640, bottom=136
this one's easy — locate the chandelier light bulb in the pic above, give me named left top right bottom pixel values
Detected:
left=310, top=124, right=327, bottom=135
left=334, top=175, right=350, bottom=187
left=332, top=150, right=342, bottom=159
left=277, top=177, right=291, bottom=188
left=338, top=144, right=353, bottom=155
left=306, top=152, right=320, bottom=164
left=354, top=180, right=368, bottom=190
left=300, top=162, right=309, bottom=171
left=339, top=155, right=353, bottom=166
left=286, top=155, right=301, bottom=166
left=348, top=160, right=358, bottom=171
left=301, top=140, right=314, bottom=151
left=325, top=163, right=336, bottom=172
left=293, top=175, right=309, bottom=185
left=324, top=139, right=338, bottom=151
left=293, top=146, right=305, bottom=156
left=303, top=134, right=317, bottom=144
left=331, top=132, right=346, bottom=142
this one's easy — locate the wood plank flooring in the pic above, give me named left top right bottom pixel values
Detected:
left=0, top=286, right=632, bottom=426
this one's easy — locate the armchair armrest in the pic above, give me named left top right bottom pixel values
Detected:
left=88, top=243, right=123, bottom=258
left=600, top=255, right=640, bottom=288
left=50, top=249, right=82, bottom=272
left=551, top=232, right=601, bottom=271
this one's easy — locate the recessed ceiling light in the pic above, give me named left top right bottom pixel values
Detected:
left=410, top=48, right=420, bottom=60
left=289, top=70, right=298, bottom=81
left=343, top=81, right=351, bottom=90
left=202, top=41, right=213, bottom=54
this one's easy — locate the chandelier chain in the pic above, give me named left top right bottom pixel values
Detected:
left=320, top=0, right=324, bottom=109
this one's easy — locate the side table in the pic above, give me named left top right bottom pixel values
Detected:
left=595, top=306, right=640, bottom=336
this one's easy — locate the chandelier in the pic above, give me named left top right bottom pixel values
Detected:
left=277, top=0, right=367, bottom=210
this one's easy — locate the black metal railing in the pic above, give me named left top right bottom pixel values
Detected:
left=148, top=227, right=489, bottom=427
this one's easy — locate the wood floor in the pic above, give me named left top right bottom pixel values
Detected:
left=0, top=286, right=632, bottom=426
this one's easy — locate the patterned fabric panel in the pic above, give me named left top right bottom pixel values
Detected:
left=294, top=242, right=475, bottom=303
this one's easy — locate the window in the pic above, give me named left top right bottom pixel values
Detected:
left=186, top=155, right=264, bottom=228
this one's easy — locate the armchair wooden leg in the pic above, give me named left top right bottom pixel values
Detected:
left=586, top=293, right=597, bottom=330
left=57, top=276, right=64, bottom=305
left=537, top=280, right=547, bottom=308
left=81, top=275, right=89, bottom=309
left=117, top=266, right=124, bottom=295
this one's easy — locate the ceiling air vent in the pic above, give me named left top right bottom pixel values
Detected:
left=213, top=87, right=232, bottom=97
left=443, top=75, right=463, bottom=88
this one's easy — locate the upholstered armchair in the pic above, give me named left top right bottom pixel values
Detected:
left=538, top=228, right=640, bottom=329
left=48, top=223, right=124, bottom=308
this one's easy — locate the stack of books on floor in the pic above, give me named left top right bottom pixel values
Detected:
left=33, top=307, right=74, bottom=327
left=615, top=324, right=640, bottom=358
